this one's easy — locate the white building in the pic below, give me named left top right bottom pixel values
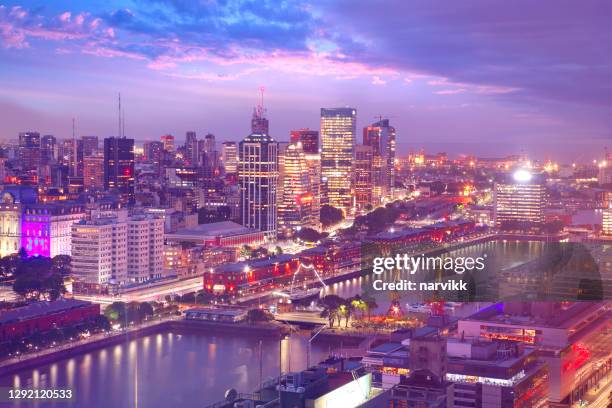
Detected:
left=71, top=213, right=163, bottom=286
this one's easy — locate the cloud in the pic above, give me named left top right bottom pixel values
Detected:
left=435, top=89, right=465, bottom=95
left=371, top=75, right=386, bottom=85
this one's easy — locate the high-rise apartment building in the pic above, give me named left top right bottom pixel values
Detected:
left=320, top=108, right=356, bottom=213
left=363, top=119, right=396, bottom=202
left=494, top=170, right=546, bottom=228
left=354, top=145, right=373, bottom=212
left=127, top=215, right=164, bottom=283
left=71, top=219, right=127, bottom=285
left=221, top=141, right=238, bottom=175
left=143, top=141, right=164, bottom=165
left=278, top=142, right=316, bottom=235
left=71, top=213, right=164, bottom=286
left=103, top=137, right=135, bottom=204
left=238, top=133, right=278, bottom=239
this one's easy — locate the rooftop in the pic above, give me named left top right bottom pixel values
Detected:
left=167, top=221, right=260, bottom=239
left=0, top=299, right=95, bottom=324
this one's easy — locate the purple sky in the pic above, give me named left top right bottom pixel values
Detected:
left=0, top=0, right=611, bottom=162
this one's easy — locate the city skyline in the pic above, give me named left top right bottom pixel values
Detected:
left=0, top=1, right=611, bottom=162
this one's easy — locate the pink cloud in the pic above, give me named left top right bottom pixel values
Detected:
left=435, top=88, right=466, bottom=95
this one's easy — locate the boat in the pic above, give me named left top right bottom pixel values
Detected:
left=274, top=288, right=322, bottom=303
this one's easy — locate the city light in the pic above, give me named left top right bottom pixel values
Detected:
left=513, top=169, right=532, bottom=182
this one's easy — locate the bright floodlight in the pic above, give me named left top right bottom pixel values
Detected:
left=513, top=169, right=532, bottom=182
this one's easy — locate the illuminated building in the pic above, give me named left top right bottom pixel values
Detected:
left=72, top=213, right=163, bottom=286
left=290, top=128, right=319, bottom=154
left=40, top=134, right=57, bottom=163
left=81, top=135, right=99, bottom=156
left=143, top=141, right=163, bottom=165
left=21, top=202, right=86, bottom=257
left=278, top=142, right=316, bottom=234
left=165, top=221, right=265, bottom=247
left=494, top=170, right=546, bottom=228
left=354, top=145, right=373, bottom=212
left=597, top=160, right=612, bottom=184
left=446, top=339, right=549, bottom=408
left=458, top=302, right=610, bottom=405
left=127, top=214, right=164, bottom=283
left=71, top=218, right=127, bottom=285
left=320, top=107, right=356, bottom=213
left=221, top=141, right=238, bottom=175
left=18, top=131, right=41, bottom=170
left=363, top=119, right=396, bottom=202
left=103, top=137, right=135, bottom=204
left=603, top=202, right=612, bottom=235
left=83, top=153, right=104, bottom=191
left=0, top=186, right=37, bottom=257
left=185, top=131, right=198, bottom=166
left=238, top=132, right=278, bottom=239
left=251, top=97, right=269, bottom=134
left=160, top=134, right=175, bottom=152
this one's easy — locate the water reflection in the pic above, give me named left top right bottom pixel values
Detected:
left=0, top=331, right=328, bottom=408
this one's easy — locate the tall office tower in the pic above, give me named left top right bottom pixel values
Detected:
left=238, top=132, right=278, bottom=239
left=104, top=137, right=135, bottom=204
left=494, top=169, right=546, bottom=228
left=363, top=118, right=396, bottom=202
left=127, top=215, right=164, bottom=283
left=290, top=129, right=319, bottom=154
left=143, top=141, right=163, bottom=165
left=81, top=136, right=99, bottom=157
left=598, top=161, right=612, bottom=185
left=18, top=132, right=41, bottom=169
left=603, top=202, right=612, bottom=235
left=354, top=145, right=373, bottom=212
left=185, top=131, right=198, bottom=166
left=40, top=135, right=57, bottom=163
left=203, top=133, right=216, bottom=153
left=160, top=134, right=175, bottom=152
left=278, top=142, right=316, bottom=235
left=320, top=107, right=356, bottom=213
left=83, top=153, right=105, bottom=191
left=59, top=138, right=84, bottom=176
left=221, top=141, right=238, bottom=174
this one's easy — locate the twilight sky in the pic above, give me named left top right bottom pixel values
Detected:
left=0, top=0, right=611, bottom=162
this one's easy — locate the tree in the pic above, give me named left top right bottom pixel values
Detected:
left=320, top=205, right=344, bottom=229
left=138, top=302, right=155, bottom=320
left=247, top=308, right=272, bottom=323
left=318, top=295, right=344, bottom=328
left=104, top=301, right=127, bottom=324
left=51, top=255, right=72, bottom=276
left=296, top=228, right=327, bottom=243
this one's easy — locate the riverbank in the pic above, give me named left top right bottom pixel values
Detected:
left=0, top=318, right=291, bottom=377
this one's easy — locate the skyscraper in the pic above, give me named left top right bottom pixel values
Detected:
left=363, top=118, right=396, bottom=202
left=40, top=135, right=57, bottom=163
left=221, top=141, right=238, bottom=175
left=160, top=134, right=175, bottom=152
left=185, top=131, right=198, bottom=166
left=354, top=145, right=373, bottom=212
left=83, top=153, right=105, bottom=191
left=494, top=169, right=546, bottom=228
left=320, top=108, right=356, bottom=213
left=278, top=142, right=316, bottom=235
left=81, top=136, right=99, bottom=157
left=290, top=129, right=319, bottom=154
left=104, top=137, right=135, bottom=204
left=238, top=133, right=278, bottom=239
left=18, top=131, right=41, bottom=169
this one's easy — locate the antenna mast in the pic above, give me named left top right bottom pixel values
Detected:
left=118, top=92, right=122, bottom=138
